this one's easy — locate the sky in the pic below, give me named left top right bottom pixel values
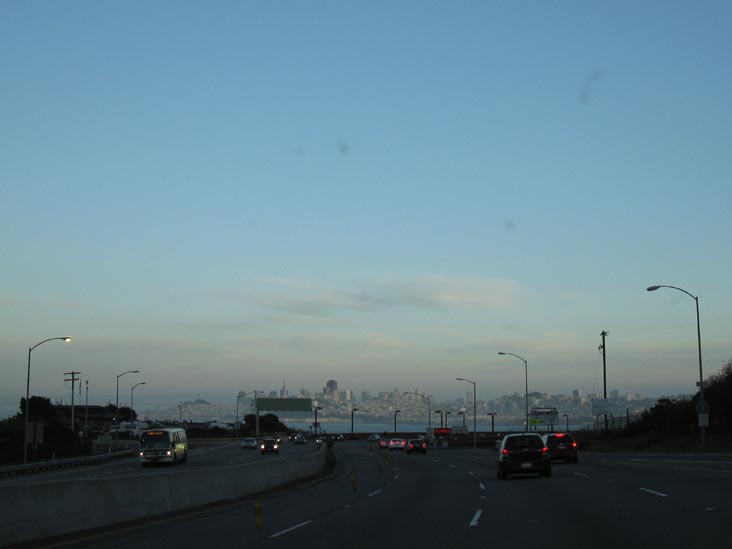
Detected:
left=1, top=1, right=731, bottom=418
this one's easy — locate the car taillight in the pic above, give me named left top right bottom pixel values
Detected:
left=541, top=446, right=549, bottom=453
left=571, top=442, right=577, bottom=447
left=501, top=449, right=509, bottom=455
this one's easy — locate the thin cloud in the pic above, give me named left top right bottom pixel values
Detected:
left=254, top=274, right=524, bottom=317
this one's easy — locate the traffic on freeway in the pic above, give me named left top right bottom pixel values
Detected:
left=0, top=439, right=314, bottom=487
left=14, top=441, right=732, bottom=549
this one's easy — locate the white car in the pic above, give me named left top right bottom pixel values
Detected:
left=241, top=438, right=257, bottom=449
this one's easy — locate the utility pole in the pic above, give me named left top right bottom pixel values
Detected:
left=600, top=330, right=609, bottom=431
left=64, top=371, right=81, bottom=434
left=84, top=380, right=89, bottom=439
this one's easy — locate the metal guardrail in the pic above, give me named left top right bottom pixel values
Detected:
left=0, top=451, right=134, bottom=478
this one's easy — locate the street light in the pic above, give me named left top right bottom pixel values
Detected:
left=562, top=414, right=569, bottom=432
left=394, top=410, right=401, bottom=433
left=116, top=370, right=140, bottom=440
left=498, top=352, right=529, bottom=432
left=456, top=377, right=477, bottom=448
left=403, top=392, right=431, bottom=431
left=130, top=382, right=146, bottom=424
left=458, top=411, right=466, bottom=428
left=647, top=284, right=707, bottom=446
left=434, top=409, right=444, bottom=428
left=351, top=407, right=359, bottom=437
left=24, top=337, right=72, bottom=463
left=487, top=412, right=497, bottom=432
left=445, top=411, right=451, bottom=427
left=314, top=406, right=323, bottom=437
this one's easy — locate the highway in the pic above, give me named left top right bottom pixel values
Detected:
left=0, top=440, right=313, bottom=486
left=9, top=442, right=732, bottom=548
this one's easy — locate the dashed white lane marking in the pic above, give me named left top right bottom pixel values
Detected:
left=449, top=464, right=457, bottom=469
left=269, top=520, right=312, bottom=538
left=368, top=489, right=382, bottom=497
left=468, top=471, right=475, bottom=476
left=573, top=472, right=588, bottom=477
left=469, top=510, right=482, bottom=527
left=394, top=475, right=399, bottom=480
left=479, top=483, right=485, bottom=490
left=432, top=459, right=439, bottom=463
left=640, top=488, right=668, bottom=498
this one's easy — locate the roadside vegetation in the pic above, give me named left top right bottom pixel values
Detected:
left=577, top=356, right=732, bottom=452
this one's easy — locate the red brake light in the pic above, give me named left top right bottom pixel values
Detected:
left=555, top=433, right=565, bottom=438
left=501, top=449, right=509, bottom=455
left=571, top=442, right=577, bottom=447
left=542, top=446, right=549, bottom=453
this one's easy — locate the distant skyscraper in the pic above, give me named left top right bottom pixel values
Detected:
left=326, top=379, right=338, bottom=394
left=280, top=378, right=288, bottom=398
left=361, top=391, right=371, bottom=401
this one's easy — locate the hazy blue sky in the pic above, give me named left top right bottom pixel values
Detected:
left=2, top=1, right=731, bottom=416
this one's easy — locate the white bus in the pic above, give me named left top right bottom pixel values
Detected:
left=139, top=427, right=188, bottom=466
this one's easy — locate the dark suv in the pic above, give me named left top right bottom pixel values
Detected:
left=496, top=433, right=551, bottom=480
left=260, top=438, right=280, bottom=455
left=542, top=433, right=578, bottom=463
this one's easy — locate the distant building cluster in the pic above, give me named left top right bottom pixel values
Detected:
left=139, top=377, right=683, bottom=429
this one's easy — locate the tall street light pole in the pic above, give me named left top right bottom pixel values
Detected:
left=130, top=382, right=145, bottom=424
left=498, top=352, right=529, bottom=432
left=647, top=284, right=707, bottom=446
left=434, top=409, right=443, bottom=428
left=351, top=407, right=359, bottom=437
left=403, top=392, right=431, bottom=432
left=314, top=406, right=323, bottom=437
left=24, top=337, right=72, bottom=463
left=116, top=370, right=139, bottom=440
left=563, top=414, right=569, bottom=432
left=394, top=410, right=401, bottom=433
left=456, top=378, right=477, bottom=448
left=487, top=412, right=497, bottom=432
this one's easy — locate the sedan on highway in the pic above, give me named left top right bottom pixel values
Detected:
left=405, top=439, right=427, bottom=454
left=241, top=438, right=258, bottom=450
left=496, top=433, right=551, bottom=480
left=389, top=438, right=406, bottom=451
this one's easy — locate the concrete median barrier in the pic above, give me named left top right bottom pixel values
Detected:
left=0, top=446, right=328, bottom=545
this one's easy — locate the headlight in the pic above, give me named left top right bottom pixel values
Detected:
left=166, top=450, right=172, bottom=455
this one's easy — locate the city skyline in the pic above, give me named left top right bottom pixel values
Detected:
left=2, top=2, right=731, bottom=420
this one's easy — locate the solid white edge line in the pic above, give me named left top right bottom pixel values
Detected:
left=640, top=487, right=668, bottom=497
left=469, top=510, right=482, bottom=527
left=573, top=472, right=588, bottom=477
left=269, top=520, right=313, bottom=538
left=368, top=489, right=382, bottom=497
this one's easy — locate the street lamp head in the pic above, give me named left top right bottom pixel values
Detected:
left=646, top=285, right=661, bottom=292
left=353, top=408, right=359, bottom=412
left=63, top=337, right=72, bottom=342
left=395, top=409, right=401, bottom=413
left=498, top=352, right=506, bottom=355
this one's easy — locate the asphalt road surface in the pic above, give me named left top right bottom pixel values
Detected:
left=10, top=442, right=732, bottom=549
left=0, top=440, right=311, bottom=486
